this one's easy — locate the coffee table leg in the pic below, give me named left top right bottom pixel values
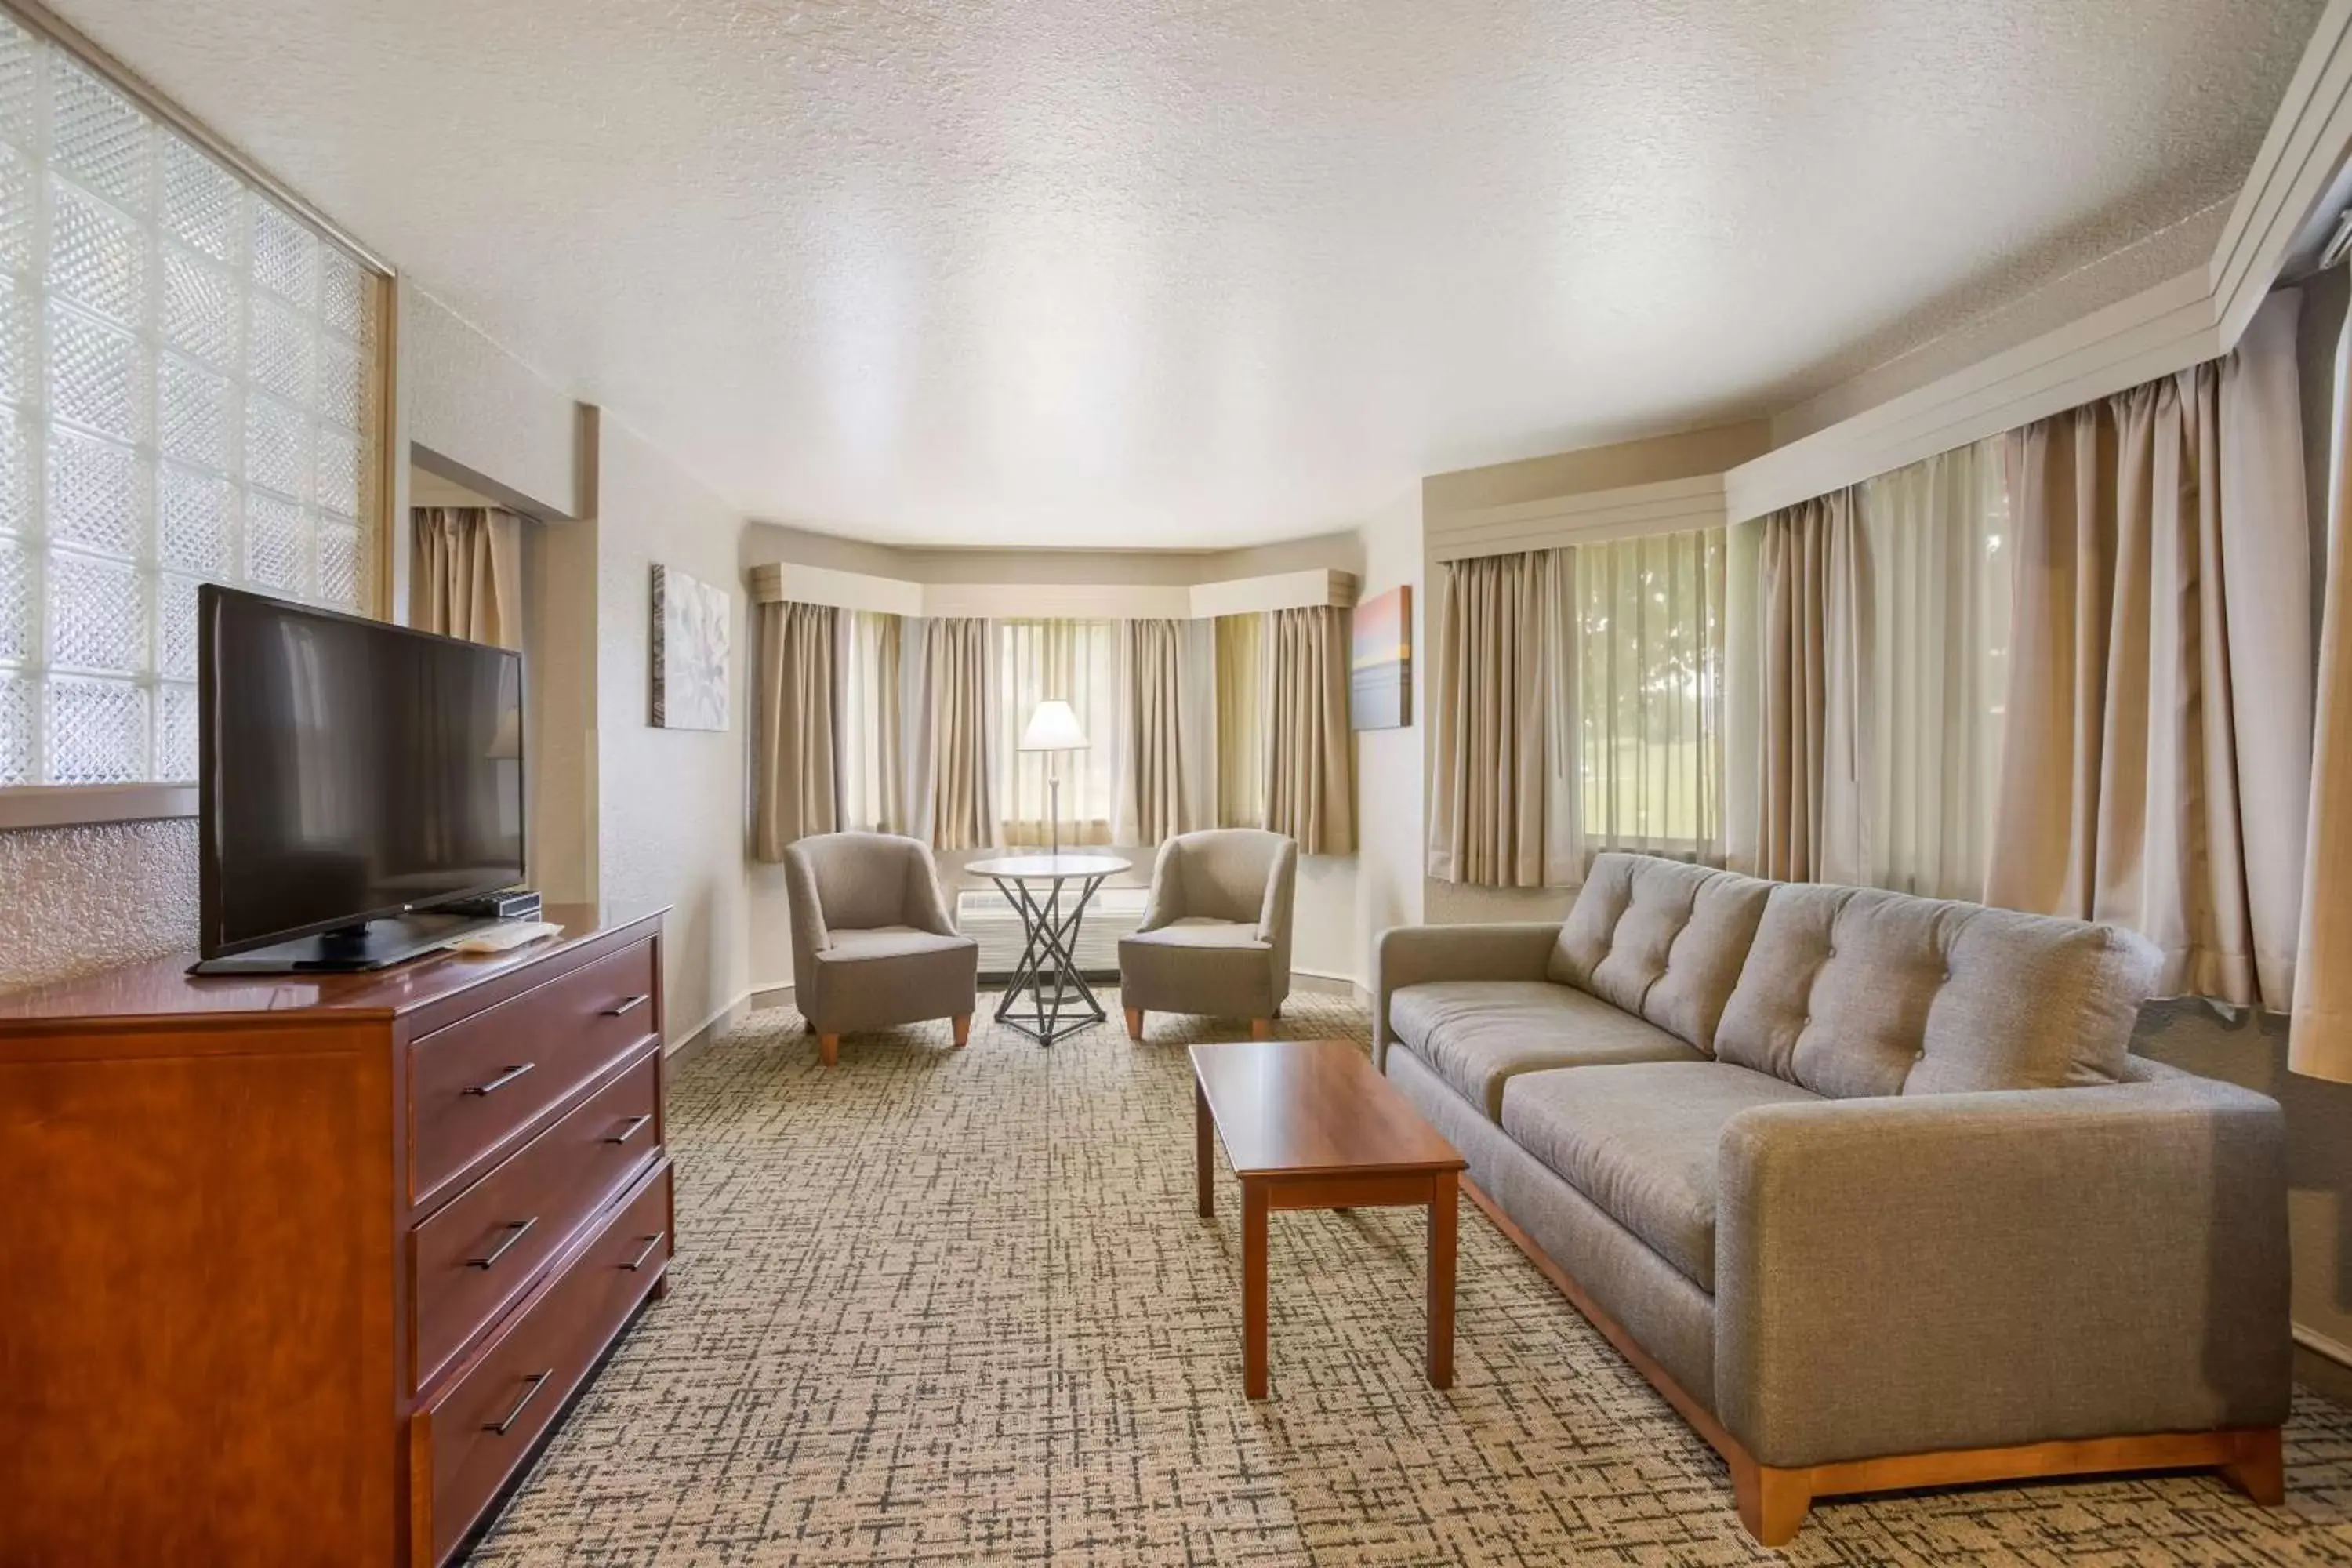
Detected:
left=1196, top=1082, right=1214, bottom=1219
left=1428, top=1170, right=1457, bottom=1390
left=1243, top=1177, right=1269, bottom=1399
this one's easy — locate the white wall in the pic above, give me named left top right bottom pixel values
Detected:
left=407, top=290, right=759, bottom=1049
left=1290, top=855, right=1358, bottom=983
left=1352, top=490, right=1425, bottom=988
left=590, top=418, right=756, bottom=1045
left=403, top=285, right=583, bottom=519
left=0, top=818, right=197, bottom=991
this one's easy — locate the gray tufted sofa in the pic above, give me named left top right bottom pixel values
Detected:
left=1376, top=851, right=2290, bottom=1544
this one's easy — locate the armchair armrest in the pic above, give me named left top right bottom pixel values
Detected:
left=1371, top=922, right=1560, bottom=1069
left=1257, top=841, right=1299, bottom=992
left=1135, top=838, right=1182, bottom=932
left=780, top=845, right=832, bottom=953
left=904, top=851, right=960, bottom=938
left=1715, top=1068, right=2290, bottom=1468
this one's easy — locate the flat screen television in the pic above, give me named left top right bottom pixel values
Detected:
left=194, top=585, right=526, bottom=973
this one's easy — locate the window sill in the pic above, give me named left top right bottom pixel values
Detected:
left=0, top=784, right=199, bottom=830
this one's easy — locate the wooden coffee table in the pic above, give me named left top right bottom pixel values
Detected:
left=1189, top=1038, right=1468, bottom=1399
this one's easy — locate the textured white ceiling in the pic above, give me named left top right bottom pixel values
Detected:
left=53, top=0, right=2326, bottom=546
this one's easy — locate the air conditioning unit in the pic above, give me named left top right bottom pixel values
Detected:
left=956, top=886, right=1148, bottom=982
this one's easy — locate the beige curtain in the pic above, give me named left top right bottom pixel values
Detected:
left=1754, top=488, right=1861, bottom=881
left=410, top=506, right=521, bottom=648
left=1214, top=613, right=1269, bottom=828
left=752, top=601, right=840, bottom=861
left=1425, top=549, right=1573, bottom=885
left=840, top=610, right=905, bottom=833
left=1263, top=604, right=1354, bottom=855
left=1115, top=618, right=1193, bottom=844
left=2296, top=282, right=2352, bottom=1078
left=923, top=616, right=998, bottom=851
left=1988, top=290, right=2311, bottom=1007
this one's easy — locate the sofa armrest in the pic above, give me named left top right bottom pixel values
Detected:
left=1370, top=922, right=1560, bottom=1069
left=1714, top=1069, right=2290, bottom=1468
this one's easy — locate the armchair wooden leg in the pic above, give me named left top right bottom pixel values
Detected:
left=1126, top=1007, right=1145, bottom=1040
left=1730, top=1455, right=1811, bottom=1548
left=952, top=1014, right=971, bottom=1048
left=1250, top=1017, right=1274, bottom=1040
left=2221, top=1428, right=2285, bottom=1505
left=818, top=1033, right=840, bottom=1068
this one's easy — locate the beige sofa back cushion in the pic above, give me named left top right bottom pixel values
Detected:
left=1549, top=853, right=1772, bottom=1054
left=1714, top=883, right=2161, bottom=1098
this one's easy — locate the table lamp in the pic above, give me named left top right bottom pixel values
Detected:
left=1018, top=699, right=1089, bottom=856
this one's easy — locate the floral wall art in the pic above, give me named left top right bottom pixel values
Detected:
left=651, top=564, right=731, bottom=731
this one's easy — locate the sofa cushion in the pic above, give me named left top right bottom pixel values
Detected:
left=1548, top=852, right=1772, bottom=1054
left=1501, top=1061, right=1819, bottom=1293
left=1389, top=980, right=1700, bottom=1120
left=1715, top=883, right=2162, bottom=1098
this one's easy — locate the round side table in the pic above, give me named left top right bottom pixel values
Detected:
left=967, top=853, right=1131, bottom=1046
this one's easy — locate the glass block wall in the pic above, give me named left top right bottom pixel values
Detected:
left=0, top=12, right=384, bottom=786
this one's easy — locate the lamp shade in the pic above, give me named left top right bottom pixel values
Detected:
left=1018, top=699, right=1089, bottom=752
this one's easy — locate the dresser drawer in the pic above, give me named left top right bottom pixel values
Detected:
left=416, top=1158, right=672, bottom=1568
left=409, top=938, right=656, bottom=1208
left=411, top=1048, right=661, bottom=1392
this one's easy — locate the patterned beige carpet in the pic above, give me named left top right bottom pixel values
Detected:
left=466, top=988, right=2352, bottom=1566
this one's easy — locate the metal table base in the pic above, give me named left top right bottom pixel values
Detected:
left=970, top=855, right=1129, bottom=1046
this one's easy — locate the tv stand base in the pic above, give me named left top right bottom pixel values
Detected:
left=190, top=911, right=502, bottom=974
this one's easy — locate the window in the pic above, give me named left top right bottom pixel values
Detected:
left=1842, top=438, right=2010, bottom=898
left=1426, top=532, right=1726, bottom=887
left=1574, top=529, right=1726, bottom=855
left=838, top=609, right=902, bottom=833
left=997, top=618, right=1118, bottom=844
left=0, top=14, right=384, bottom=786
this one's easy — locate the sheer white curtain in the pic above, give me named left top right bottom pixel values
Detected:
left=1572, top=529, right=1727, bottom=862
left=1836, top=440, right=2011, bottom=898
left=1723, top=442, right=2011, bottom=896
left=997, top=619, right=1120, bottom=846
left=837, top=610, right=905, bottom=833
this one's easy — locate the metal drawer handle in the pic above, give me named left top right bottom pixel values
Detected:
left=622, top=1231, right=667, bottom=1272
left=601, top=994, right=650, bottom=1018
left=463, top=1062, right=535, bottom=1096
left=466, top=1217, right=538, bottom=1270
left=482, top=1370, right=554, bottom=1436
left=604, top=1114, right=653, bottom=1145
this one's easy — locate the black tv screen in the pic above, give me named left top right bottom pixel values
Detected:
left=198, top=586, right=525, bottom=960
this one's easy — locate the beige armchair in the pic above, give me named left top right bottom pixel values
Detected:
left=781, top=832, right=978, bottom=1066
left=1118, top=829, right=1298, bottom=1040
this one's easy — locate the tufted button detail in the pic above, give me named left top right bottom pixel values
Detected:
left=1942, top=969, right=1953, bottom=982
left=1827, top=946, right=1838, bottom=960
left=1914, top=1047, right=1926, bottom=1061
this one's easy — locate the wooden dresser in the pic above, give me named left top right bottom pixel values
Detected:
left=0, top=905, right=673, bottom=1567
